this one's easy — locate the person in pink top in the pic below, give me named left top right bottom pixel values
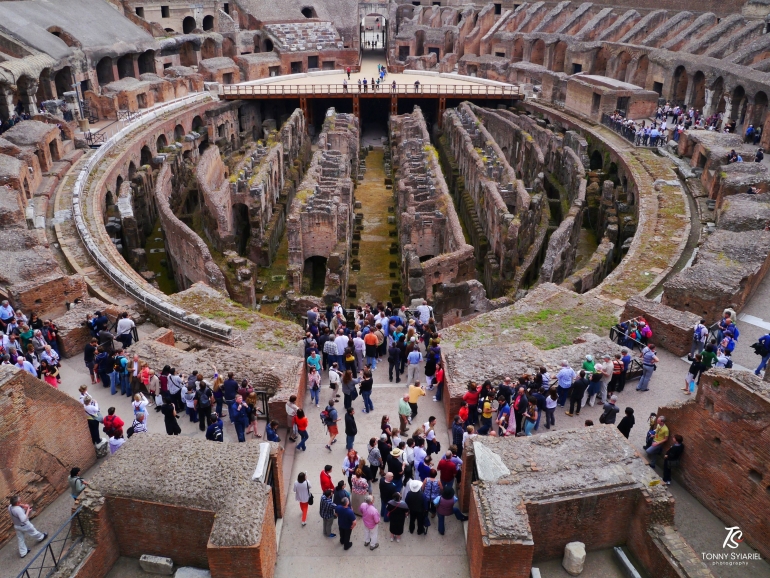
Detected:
left=359, top=495, right=381, bottom=550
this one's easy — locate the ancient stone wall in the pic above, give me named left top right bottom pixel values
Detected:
left=622, top=295, right=701, bottom=357
left=657, top=370, right=770, bottom=560
left=0, top=366, right=97, bottom=545
left=155, top=156, right=227, bottom=292
left=391, top=106, right=475, bottom=302
left=286, top=110, right=358, bottom=304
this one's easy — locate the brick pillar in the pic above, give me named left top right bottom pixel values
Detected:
left=0, top=85, right=13, bottom=120
left=132, top=54, right=141, bottom=79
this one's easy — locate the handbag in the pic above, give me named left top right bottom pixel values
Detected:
left=306, top=481, right=314, bottom=505
left=350, top=387, right=358, bottom=401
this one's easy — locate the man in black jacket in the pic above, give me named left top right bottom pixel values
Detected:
left=344, top=407, right=357, bottom=450
left=662, top=435, right=684, bottom=485
left=378, top=473, right=397, bottom=522
left=388, top=342, right=402, bottom=383
left=566, top=370, right=590, bottom=417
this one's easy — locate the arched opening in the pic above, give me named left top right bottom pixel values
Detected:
left=192, top=115, right=204, bottom=132
left=138, top=50, right=156, bottom=75
left=615, top=51, right=631, bottom=82
left=631, top=55, right=648, bottom=88
left=47, top=27, right=80, bottom=48
left=590, top=150, right=603, bottom=171
left=54, top=67, right=72, bottom=99
left=303, top=256, right=327, bottom=296
left=128, top=161, right=137, bottom=180
left=691, top=71, right=706, bottom=111
left=512, top=38, right=524, bottom=62
left=232, top=203, right=251, bottom=255
left=592, top=47, right=609, bottom=76
left=753, top=91, right=768, bottom=128
left=201, top=37, right=218, bottom=60
left=301, top=6, right=317, bottom=18
left=415, top=30, right=426, bottom=57
left=140, top=146, right=152, bottom=166
left=672, top=66, right=688, bottom=106
left=156, top=134, right=168, bottom=152
left=117, top=54, right=136, bottom=79
left=116, top=175, right=124, bottom=195
left=165, top=28, right=176, bottom=34
left=199, top=141, right=209, bottom=155
left=222, top=37, right=236, bottom=59
left=179, top=41, right=197, bottom=67
left=202, top=15, right=215, bottom=31
left=174, top=124, right=185, bottom=141
left=731, top=85, right=746, bottom=124
left=552, top=41, right=567, bottom=73
left=96, top=57, right=114, bottom=86
left=530, top=39, right=546, bottom=66
left=264, top=38, right=274, bottom=52
left=183, top=17, right=197, bottom=34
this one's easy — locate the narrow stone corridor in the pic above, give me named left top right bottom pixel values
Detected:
left=348, top=147, right=396, bottom=304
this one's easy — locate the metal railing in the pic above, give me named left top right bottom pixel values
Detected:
left=16, top=506, right=84, bottom=578
left=601, top=114, right=666, bottom=148
left=609, top=324, right=646, bottom=351
left=221, top=83, right=520, bottom=98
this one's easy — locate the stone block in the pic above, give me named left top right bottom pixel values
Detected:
left=140, top=554, right=174, bottom=575
left=562, top=542, right=586, bottom=576
left=95, top=438, right=109, bottom=459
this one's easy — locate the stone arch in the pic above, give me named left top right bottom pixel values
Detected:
left=138, top=50, right=156, bottom=75
left=615, top=51, right=631, bottom=82
left=54, top=67, right=73, bottom=99
left=552, top=41, right=567, bottom=73
left=691, top=71, right=706, bottom=111
left=180, top=41, right=198, bottom=67
left=201, top=37, right=218, bottom=60
left=671, top=65, right=688, bottom=105
left=156, top=134, right=168, bottom=152
left=592, top=46, right=609, bottom=76
left=140, top=146, right=152, bottom=166
left=753, top=91, right=768, bottom=128
left=128, top=161, right=137, bottom=180
left=631, top=54, right=648, bottom=88
left=117, top=54, right=136, bottom=79
left=731, top=85, right=746, bottom=124
left=264, top=38, right=274, bottom=52
left=46, top=26, right=81, bottom=49
left=174, top=124, right=185, bottom=141
left=202, top=15, right=215, bottom=31
left=192, top=115, right=205, bottom=132
left=415, top=30, right=426, bottom=56
left=183, top=17, right=197, bottom=34
left=222, top=37, right=236, bottom=59
left=301, top=6, right=318, bottom=18
left=530, top=39, right=546, bottom=66
left=303, top=256, right=327, bottom=296
left=512, top=37, right=524, bottom=62
left=96, top=57, right=114, bottom=86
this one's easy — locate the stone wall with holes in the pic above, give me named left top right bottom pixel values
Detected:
left=286, top=110, right=357, bottom=304
left=155, top=156, right=227, bottom=292
left=0, top=365, right=97, bottom=545
left=622, top=295, right=701, bottom=357
left=391, top=106, right=475, bottom=302
left=657, top=369, right=770, bottom=560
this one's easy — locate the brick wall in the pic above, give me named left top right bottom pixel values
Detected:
left=107, top=497, right=215, bottom=568
left=208, top=486, right=276, bottom=578
left=657, top=370, right=770, bottom=560
left=0, top=366, right=97, bottom=545
left=72, top=493, right=120, bottom=578
left=270, top=444, right=286, bottom=519
left=467, top=486, right=533, bottom=578
left=526, top=489, right=639, bottom=562
left=623, top=296, right=701, bottom=358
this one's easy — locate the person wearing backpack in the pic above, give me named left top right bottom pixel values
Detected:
left=206, top=412, right=224, bottom=442
left=322, top=399, right=340, bottom=451
left=599, top=395, right=619, bottom=425
left=689, top=319, right=708, bottom=360
left=114, top=349, right=130, bottom=397
left=195, top=380, right=214, bottom=431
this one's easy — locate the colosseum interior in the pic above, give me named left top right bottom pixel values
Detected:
left=1, top=0, right=770, bottom=576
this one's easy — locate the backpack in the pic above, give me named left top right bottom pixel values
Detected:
left=114, top=356, right=127, bottom=373
left=693, top=325, right=704, bottom=341
left=209, top=424, right=223, bottom=442
left=320, top=407, right=334, bottom=426
left=199, top=387, right=211, bottom=407
left=724, top=357, right=733, bottom=369
left=641, top=325, right=652, bottom=339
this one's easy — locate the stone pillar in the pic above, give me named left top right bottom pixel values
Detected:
left=684, top=80, right=695, bottom=109
left=111, top=60, right=120, bottom=84
left=132, top=54, right=141, bottom=79
left=722, top=96, right=732, bottom=127
left=21, top=80, right=39, bottom=115
left=702, top=88, right=714, bottom=118
left=0, top=85, right=13, bottom=121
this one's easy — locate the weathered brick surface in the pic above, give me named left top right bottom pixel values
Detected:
left=0, top=365, right=96, bottom=545
left=623, top=295, right=701, bottom=357
left=657, top=369, right=770, bottom=560
left=71, top=493, right=120, bottom=578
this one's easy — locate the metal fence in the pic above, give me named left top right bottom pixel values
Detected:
left=221, top=83, right=520, bottom=98
left=601, top=114, right=666, bottom=148
left=16, top=507, right=84, bottom=578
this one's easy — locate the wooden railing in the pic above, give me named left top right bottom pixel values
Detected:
left=220, top=83, right=520, bottom=98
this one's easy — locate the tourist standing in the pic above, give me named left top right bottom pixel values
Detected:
left=334, top=497, right=356, bottom=550
left=600, top=395, right=620, bottom=424
left=344, top=407, right=357, bottom=450
left=408, top=381, right=425, bottom=420
left=556, top=360, right=575, bottom=407
left=295, top=409, right=309, bottom=451
left=320, top=489, right=336, bottom=538
left=646, top=416, right=669, bottom=466
left=8, top=496, right=46, bottom=558
left=398, top=394, right=411, bottom=434
left=435, top=487, right=468, bottom=535
left=386, top=492, right=409, bottom=542
left=231, top=394, right=250, bottom=442
left=636, top=344, right=659, bottom=392
left=405, top=479, right=426, bottom=535
left=359, top=369, right=374, bottom=413
left=359, top=495, right=380, bottom=550
left=294, top=472, right=312, bottom=526
left=617, top=407, right=635, bottom=439
left=662, top=435, right=684, bottom=485
left=68, top=468, right=88, bottom=499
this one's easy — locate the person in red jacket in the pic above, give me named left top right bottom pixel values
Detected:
left=320, top=464, right=335, bottom=493
left=102, top=407, right=124, bottom=438
left=437, top=451, right=458, bottom=490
